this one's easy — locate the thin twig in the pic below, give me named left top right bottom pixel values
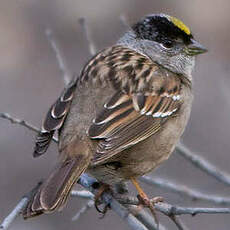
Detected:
left=140, top=176, right=230, bottom=205
left=111, top=199, right=149, bottom=230
left=117, top=196, right=230, bottom=216
left=0, top=189, right=94, bottom=230
left=45, top=28, right=72, bottom=85
left=155, top=202, right=230, bottom=216
left=115, top=193, right=230, bottom=230
left=78, top=18, right=97, bottom=56
left=72, top=200, right=94, bottom=221
left=168, top=215, right=189, bottom=230
left=0, top=113, right=58, bottom=143
left=176, top=142, right=230, bottom=186
left=0, top=182, right=41, bottom=230
left=0, top=113, right=39, bottom=133
left=71, top=190, right=94, bottom=199
left=0, top=198, right=28, bottom=230
left=100, top=192, right=166, bottom=230
left=127, top=205, right=168, bottom=230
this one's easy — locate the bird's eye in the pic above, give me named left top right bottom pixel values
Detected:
left=161, top=40, right=174, bottom=49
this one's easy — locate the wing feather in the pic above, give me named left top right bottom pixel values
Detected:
left=89, top=91, right=181, bottom=165
left=33, top=78, right=77, bottom=157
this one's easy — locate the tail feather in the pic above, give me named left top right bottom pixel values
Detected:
left=23, top=154, right=90, bottom=219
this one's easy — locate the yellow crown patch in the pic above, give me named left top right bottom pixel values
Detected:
left=168, top=16, right=191, bottom=35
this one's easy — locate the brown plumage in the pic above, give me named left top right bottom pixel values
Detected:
left=23, top=45, right=192, bottom=218
left=23, top=14, right=207, bottom=218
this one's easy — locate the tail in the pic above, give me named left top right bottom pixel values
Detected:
left=23, top=153, right=91, bottom=218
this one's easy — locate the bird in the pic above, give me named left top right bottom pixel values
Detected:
left=23, top=13, right=207, bottom=218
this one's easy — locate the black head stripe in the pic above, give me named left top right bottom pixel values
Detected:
left=132, top=15, right=193, bottom=45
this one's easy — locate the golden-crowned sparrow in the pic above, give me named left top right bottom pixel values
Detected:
left=23, top=14, right=207, bottom=218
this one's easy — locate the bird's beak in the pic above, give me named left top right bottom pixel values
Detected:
left=186, top=38, right=208, bottom=56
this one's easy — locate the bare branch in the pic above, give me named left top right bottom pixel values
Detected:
left=0, top=112, right=39, bottom=133
left=115, top=193, right=167, bottom=230
left=0, top=198, right=28, bottom=230
left=116, top=196, right=230, bottom=216
left=168, top=215, right=189, bottom=230
left=155, top=202, right=230, bottom=216
left=71, top=190, right=95, bottom=221
left=127, top=205, right=168, bottom=230
left=0, top=188, right=94, bottom=230
left=115, top=195, right=230, bottom=229
left=45, top=28, right=72, bottom=85
left=3, top=173, right=230, bottom=230
left=118, top=195, right=230, bottom=230
left=140, top=176, right=230, bottom=205
left=0, top=182, right=41, bottom=230
left=72, top=200, right=94, bottom=221
left=71, top=190, right=94, bottom=199
left=0, top=112, right=58, bottom=143
left=176, top=142, right=230, bottom=186
left=78, top=18, right=97, bottom=56
left=112, top=200, right=149, bottom=230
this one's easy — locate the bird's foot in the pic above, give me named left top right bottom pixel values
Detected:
left=137, top=194, right=164, bottom=206
left=137, top=194, right=164, bottom=228
left=93, top=182, right=111, bottom=216
left=130, top=177, right=163, bottom=228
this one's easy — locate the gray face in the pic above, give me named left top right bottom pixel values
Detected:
left=139, top=37, right=196, bottom=77
left=117, top=30, right=195, bottom=79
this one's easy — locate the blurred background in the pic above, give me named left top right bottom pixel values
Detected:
left=1, top=0, right=230, bottom=229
